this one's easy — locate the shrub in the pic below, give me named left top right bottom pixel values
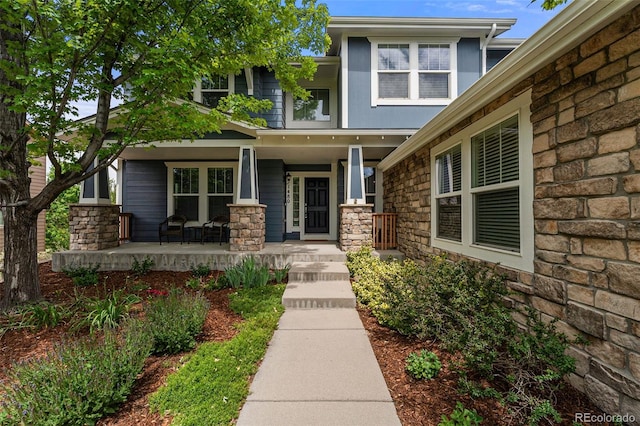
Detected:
left=62, top=263, right=100, bottom=286
left=185, top=277, right=201, bottom=289
left=146, top=289, right=210, bottom=354
left=0, top=318, right=153, bottom=425
left=74, top=289, right=141, bottom=333
left=191, top=263, right=211, bottom=279
left=271, top=264, right=290, bottom=284
left=405, top=350, right=442, bottom=380
left=22, top=302, right=72, bottom=329
left=223, top=257, right=271, bottom=289
left=439, top=402, right=483, bottom=426
left=131, top=256, right=154, bottom=277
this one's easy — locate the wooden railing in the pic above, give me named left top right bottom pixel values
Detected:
left=119, top=212, right=133, bottom=242
left=372, top=213, right=397, bottom=250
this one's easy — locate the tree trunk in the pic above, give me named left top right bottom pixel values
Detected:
left=1, top=207, right=40, bottom=309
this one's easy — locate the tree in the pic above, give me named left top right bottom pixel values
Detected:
left=532, top=0, right=569, bottom=11
left=0, top=0, right=330, bottom=308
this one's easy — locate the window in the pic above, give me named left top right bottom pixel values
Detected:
left=430, top=91, right=534, bottom=272
left=292, top=177, right=300, bottom=227
left=435, top=145, right=461, bottom=242
left=173, top=168, right=199, bottom=221
left=471, top=115, right=520, bottom=251
left=195, top=75, right=234, bottom=108
left=207, top=168, right=233, bottom=218
left=364, top=167, right=376, bottom=206
left=370, top=38, right=458, bottom=106
left=294, top=89, right=330, bottom=122
left=167, top=163, right=236, bottom=223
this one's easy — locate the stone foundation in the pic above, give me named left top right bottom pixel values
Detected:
left=228, top=204, right=266, bottom=252
left=69, top=204, right=120, bottom=250
left=339, top=204, right=373, bottom=251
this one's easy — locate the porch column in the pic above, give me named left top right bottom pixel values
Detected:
left=236, top=146, right=259, bottom=204
left=339, top=204, right=373, bottom=251
left=346, top=145, right=365, bottom=204
left=228, top=204, right=266, bottom=252
left=69, top=204, right=120, bottom=250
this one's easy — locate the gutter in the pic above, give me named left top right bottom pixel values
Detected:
left=378, top=0, right=633, bottom=171
left=481, top=23, right=497, bottom=75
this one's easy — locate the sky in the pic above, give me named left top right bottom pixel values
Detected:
left=321, top=0, right=567, bottom=38
left=72, top=0, right=566, bottom=118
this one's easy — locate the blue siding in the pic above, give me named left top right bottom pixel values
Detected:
left=259, top=69, right=284, bottom=128
left=122, top=160, right=167, bottom=242
left=347, top=37, right=483, bottom=129
left=258, top=159, right=285, bottom=242
left=487, top=49, right=512, bottom=71
left=458, top=38, right=482, bottom=95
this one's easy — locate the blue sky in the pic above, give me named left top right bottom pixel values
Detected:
left=322, top=0, right=567, bottom=38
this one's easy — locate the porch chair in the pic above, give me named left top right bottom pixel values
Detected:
left=201, top=215, right=229, bottom=245
left=158, top=214, right=187, bottom=245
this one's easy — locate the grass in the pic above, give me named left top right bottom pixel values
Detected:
left=149, top=284, right=285, bottom=425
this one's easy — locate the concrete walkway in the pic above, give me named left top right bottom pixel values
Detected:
left=237, top=262, right=401, bottom=426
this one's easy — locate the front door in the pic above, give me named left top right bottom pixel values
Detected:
left=305, top=177, right=329, bottom=234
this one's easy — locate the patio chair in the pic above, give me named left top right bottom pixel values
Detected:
left=201, top=215, right=229, bottom=245
left=158, top=214, right=187, bottom=245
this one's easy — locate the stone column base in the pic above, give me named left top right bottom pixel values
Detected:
left=228, top=204, right=266, bottom=252
left=339, top=204, right=373, bottom=252
left=69, top=204, right=120, bottom=250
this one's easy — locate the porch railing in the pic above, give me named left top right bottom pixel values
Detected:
left=119, top=213, right=133, bottom=242
left=372, top=213, right=397, bottom=250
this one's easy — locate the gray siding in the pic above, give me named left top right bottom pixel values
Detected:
left=457, top=38, right=482, bottom=95
left=347, top=37, right=483, bottom=129
left=487, top=49, right=512, bottom=71
left=122, top=160, right=167, bottom=242
left=258, top=159, right=285, bottom=242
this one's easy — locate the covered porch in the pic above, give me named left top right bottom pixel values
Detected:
left=51, top=241, right=402, bottom=272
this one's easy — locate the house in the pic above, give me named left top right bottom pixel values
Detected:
left=111, top=16, right=521, bottom=249
left=378, top=1, right=640, bottom=419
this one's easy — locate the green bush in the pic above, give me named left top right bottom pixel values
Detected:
left=271, top=264, right=290, bottom=284
left=62, top=263, right=100, bottom=286
left=0, top=318, right=152, bottom=425
left=405, top=350, right=442, bottom=380
left=131, top=256, right=154, bottom=277
left=145, top=289, right=210, bottom=354
left=224, top=257, right=271, bottom=289
left=74, top=289, right=141, bottom=333
left=439, top=402, right=483, bottom=426
left=349, top=248, right=579, bottom=425
left=21, top=302, right=72, bottom=329
left=191, top=263, right=211, bottom=279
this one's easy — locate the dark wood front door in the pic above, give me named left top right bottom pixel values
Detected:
left=305, top=178, right=329, bottom=234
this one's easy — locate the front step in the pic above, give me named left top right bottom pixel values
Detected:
left=287, top=262, right=350, bottom=282
left=282, top=281, right=356, bottom=309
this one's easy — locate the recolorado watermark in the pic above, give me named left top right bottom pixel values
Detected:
left=575, top=412, right=636, bottom=424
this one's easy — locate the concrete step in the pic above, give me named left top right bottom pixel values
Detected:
left=282, top=280, right=356, bottom=309
left=288, top=261, right=350, bottom=282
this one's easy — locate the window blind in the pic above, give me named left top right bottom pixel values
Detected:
left=472, top=115, right=519, bottom=187
left=474, top=188, right=520, bottom=251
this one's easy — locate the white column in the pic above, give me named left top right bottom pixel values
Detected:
left=346, top=145, right=365, bottom=204
left=79, top=158, right=111, bottom=205
left=235, top=146, right=259, bottom=204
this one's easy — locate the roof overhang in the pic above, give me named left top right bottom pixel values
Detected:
left=378, top=0, right=635, bottom=171
left=327, top=17, right=517, bottom=55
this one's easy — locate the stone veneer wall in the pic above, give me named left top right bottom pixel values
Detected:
left=384, top=7, right=640, bottom=419
left=69, top=204, right=120, bottom=250
left=339, top=204, right=373, bottom=251
left=228, top=204, right=266, bottom=252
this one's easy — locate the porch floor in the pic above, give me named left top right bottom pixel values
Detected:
left=52, top=241, right=354, bottom=272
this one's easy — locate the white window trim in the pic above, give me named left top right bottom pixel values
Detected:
left=430, top=90, right=534, bottom=272
left=369, top=37, right=459, bottom=107
left=192, top=74, right=235, bottom=105
left=285, top=80, right=337, bottom=129
left=166, top=161, right=237, bottom=226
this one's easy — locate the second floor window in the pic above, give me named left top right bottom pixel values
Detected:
left=294, top=89, right=330, bottom=122
left=370, top=39, right=458, bottom=106
left=194, top=75, right=234, bottom=108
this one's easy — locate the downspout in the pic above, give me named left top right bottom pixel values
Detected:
left=481, top=23, right=498, bottom=75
